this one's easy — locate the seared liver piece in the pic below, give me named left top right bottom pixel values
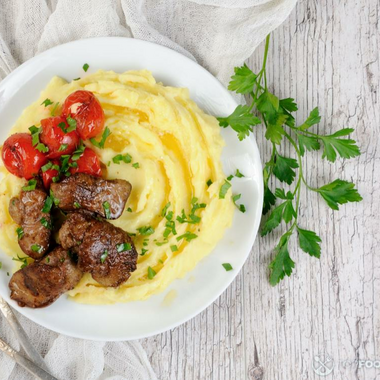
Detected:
left=50, top=173, right=132, bottom=219
left=9, top=246, right=82, bottom=308
left=59, top=213, right=137, bottom=287
left=9, top=186, right=51, bottom=259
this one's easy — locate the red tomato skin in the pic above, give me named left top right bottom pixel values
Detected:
left=40, top=116, right=80, bottom=158
left=41, top=160, right=60, bottom=189
left=62, top=91, right=105, bottom=140
left=69, top=148, right=102, bottom=177
left=2, top=133, right=47, bottom=179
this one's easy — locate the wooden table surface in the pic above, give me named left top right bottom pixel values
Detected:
left=141, top=1, right=380, bottom=379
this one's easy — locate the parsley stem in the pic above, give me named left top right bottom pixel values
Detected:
left=262, top=34, right=270, bottom=89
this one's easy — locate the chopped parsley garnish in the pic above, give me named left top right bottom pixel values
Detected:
left=16, top=227, right=24, bottom=240
left=176, top=231, right=198, bottom=242
left=49, top=189, right=60, bottom=206
left=235, top=169, right=245, bottom=178
left=142, top=238, right=149, bottom=246
left=170, top=245, right=178, bottom=252
left=83, top=63, right=89, bottom=72
left=164, top=220, right=177, bottom=238
left=29, top=125, right=41, bottom=146
left=176, top=197, right=206, bottom=224
left=58, top=143, right=68, bottom=152
left=155, top=241, right=168, bottom=246
left=147, top=266, right=156, bottom=279
left=71, top=143, right=86, bottom=161
left=74, top=202, right=81, bottom=209
left=112, top=153, right=132, bottom=164
left=206, top=179, right=213, bottom=187
left=227, top=174, right=234, bottom=181
left=73, top=77, right=80, bottom=81
left=69, top=162, right=78, bottom=168
left=46, top=257, right=50, bottom=263
left=40, top=217, right=52, bottom=229
left=116, top=243, right=132, bottom=252
left=41, top=162, right=53, bottom=172
left=60, top=257, right=65, bottom=263
left=100, top=250, right=108, bottom=263
left=219, top=180, right=231, bottom=199
left=222, top=263, right=233, bottom=271
left=52, top=175, right=61, bottom=183
left=103, top=201, right=111, bottom=219
left=161, top=202, right=171, bottom=217
left=12, top=254, right=28, bottom=269
left=50, top=102, right=60, bottom=116
left=22, top=179, right=37, bottom=191
left=90, top=127, right=111, bottom=149
left=31, top=244, right=43, bottom=253
left=141, top=248, right=148, bottom=256
left=137, top=226, right=155, bottom=236
left=41, top=98, right=54, bottom=107
left=232, top=194, right=246, bottom=213
left=0, top=262, right=2, bottom=269
left=42, top=196, right=54, bottom=213
left=127, top=207, right=132, bottom=213
left=132, top=162, right=140, bottom=169
left=36, top=143, right=49, bottom=153
left=66, top=116, right=77, bottom=132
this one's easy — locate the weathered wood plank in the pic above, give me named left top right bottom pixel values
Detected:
left=141, top=1, right=380, bottom=379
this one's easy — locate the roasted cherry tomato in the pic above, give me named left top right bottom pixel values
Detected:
left=1, top=133, right=47, bottom=179
left=69, top=147, right=102, bottom=177
left=62, top=90, right=105, bottom=140
left=40, top=116, right=80, bottom=159
left=41, top=159, right=60, bottom=189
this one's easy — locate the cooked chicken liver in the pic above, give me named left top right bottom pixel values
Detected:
left=59, top=213, right=137, bottom=287
left=9, top=186, right=51, bottom=259
left=50, top=173, right=132, bottom=219
left=9, top=246, right=82, bottom=308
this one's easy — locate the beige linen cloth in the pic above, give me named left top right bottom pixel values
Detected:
left=0, top=0, right=296, bottom=379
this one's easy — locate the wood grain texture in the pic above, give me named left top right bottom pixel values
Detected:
left=141, top=1, right=380, bottom=379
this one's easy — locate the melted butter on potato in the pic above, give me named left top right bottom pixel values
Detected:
left=0, top=70, right=234, bottom=304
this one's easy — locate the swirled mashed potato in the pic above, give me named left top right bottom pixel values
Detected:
left=0, top=70, right=234, bottom=304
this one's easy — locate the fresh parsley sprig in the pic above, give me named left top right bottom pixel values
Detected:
left=218, top=34, right=362, bottom=286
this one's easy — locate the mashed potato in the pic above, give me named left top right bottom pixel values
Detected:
left=0, top=70, right=234, bottom=304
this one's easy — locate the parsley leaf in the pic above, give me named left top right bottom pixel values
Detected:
left=232, top=194, right=246, bottom=213
left=219, top=180, right=231, bottom=199
left=147, top=266, right=156, bottom=279
left=16, top=227, right=24, bottom=239
left=50, top=102, right=60, bottom=116
left=58, top=143, right=68, bottom=152
left=272, top=154, right=299, bottom=185
left=41, top=98, right=54, bottom=107
left=269, top=233, right=294, bottom=286
left=317, top=179, right=363, bottom=210
left=116, top=243, right=132, bottom=252
left=176, top=231, right=198, bottom=242
left=218, top=105, right=261, bottom=141
left=83, top=63, right=89, bottom=72
left=40, top=217, right=52, bottom=229
left=42, top=196, right=53, bottom=213
left=320, top=128, right=360, bottom=162
left=222, top=263, right=233, bottom=271
left=132, top=162, right=140, bottom=169
left=170, top=245, right=178, bottom=252
left=235, top=169, right=245, bottom=178
left=66, top=116, right=77, bottom=132
left=12, top=254, right=29, bottom=269
left=297, top=227, right=321, bottom=258
left=113, top=153, right=132, bottom=164
left=299, top=107, right=321, bottom=130
left=90, top=127, right=111, bottom=149
left=100, top=250, right=108, bottom=263
left=22, top=179, right=37, bottom=191
left=228, top=64, right=257, bottom=94
left=137, top=226, right=155, bottom=236
left=103, top=201, right=111, bottom=219
left=297, top=134, right=321, bottom=156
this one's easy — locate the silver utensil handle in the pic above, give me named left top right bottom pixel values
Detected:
left=0, top=338, right=58, bottom=380
left=0, top=296, right=49, bottom=372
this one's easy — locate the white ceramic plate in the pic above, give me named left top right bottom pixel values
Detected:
left=0, top=38, right=263, bottom=341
